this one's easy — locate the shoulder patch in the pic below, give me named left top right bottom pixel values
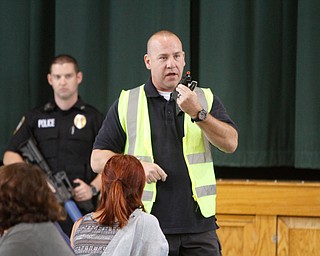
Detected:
left=13, top=116, right=25, bottom=134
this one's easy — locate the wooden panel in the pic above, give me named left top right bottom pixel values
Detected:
left=216, top=180, right=320, bottom=216
left=277, top=217, right=320, bottom=256
left=216, top=215, right=254, bottom=256
left=216, top=214, right=277, bottom=256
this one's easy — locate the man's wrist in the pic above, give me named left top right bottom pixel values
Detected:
left=191, top=109, right=207, bottom=122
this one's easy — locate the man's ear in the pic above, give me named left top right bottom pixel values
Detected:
left=144, top=54, right=151, bottom=70
left=182, top=51, right=186, bottom=67
left=77, top=72, right=83, bottom=84
left=47, top=74, right=53, bottom=86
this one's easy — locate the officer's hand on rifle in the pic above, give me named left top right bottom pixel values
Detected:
left=73, top=178, right=92, bottom=201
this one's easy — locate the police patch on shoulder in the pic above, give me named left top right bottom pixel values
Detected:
left=74, top=114, right=87, bottom=129
left=13, top=116, right=25, bottom=135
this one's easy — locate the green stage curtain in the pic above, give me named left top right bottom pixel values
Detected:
left=198, top=0, right=319, bottom=169
left=1, top=0, right=319, bottom=169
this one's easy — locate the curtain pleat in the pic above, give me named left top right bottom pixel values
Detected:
left=1, top=0, right=319, bottom=168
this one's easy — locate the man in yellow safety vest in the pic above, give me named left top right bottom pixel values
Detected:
left=91, top=30, right=238, bottom=256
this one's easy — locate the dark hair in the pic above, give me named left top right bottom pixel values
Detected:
left=96, top=154, right=146, bottom=228
left=49, top=54, right=80, bottom=73
left=0, top=163, right=66, bottom=235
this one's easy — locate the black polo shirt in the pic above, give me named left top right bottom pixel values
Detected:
left=93, top=78, right=237, bottom=234
left=6, top=98, right=104, bottom=183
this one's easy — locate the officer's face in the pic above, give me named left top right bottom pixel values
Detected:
left=47, top=63, right=82, bottom=101
left=144, top=34, right=185, bottom=92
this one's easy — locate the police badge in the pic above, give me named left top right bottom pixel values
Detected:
left=74, top=114, right=87, bottom=129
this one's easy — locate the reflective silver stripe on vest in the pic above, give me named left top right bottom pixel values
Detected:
left=142, top=190, right=153, bottom=201
left=187, top=150, right=212, bottom=164
left=127, top=87, right=153, bottom=163
left=195, top=88, right=207, bottom=112
left=196, top=184, right=216, bottom=198
left=187, top=88, right=212, bottom=165
left=136, top=155, right=153, bottom=163
left=189, top=88, right=215, bottom=198
left=127, top=87, right=140, bottom=155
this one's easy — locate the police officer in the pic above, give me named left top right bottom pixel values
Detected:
left=3, top=54, right=104, bottom=236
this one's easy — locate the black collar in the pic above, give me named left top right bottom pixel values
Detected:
left=44, top=97, right=86, bottom=112
left=144, top=77, right=161, bottom=98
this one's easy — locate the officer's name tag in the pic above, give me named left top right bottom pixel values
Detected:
left=38, top=118, right=55, bottom=128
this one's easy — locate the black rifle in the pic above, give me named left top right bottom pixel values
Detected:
left=19, top=137, right=82, bottom=222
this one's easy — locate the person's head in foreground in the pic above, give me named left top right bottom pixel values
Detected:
left=96, top=154, right=146, bottom=228
left=0, top=162, right=66, bottom=235
left=0, top=163, right=74, bottom=256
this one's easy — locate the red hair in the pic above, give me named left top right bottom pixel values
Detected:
left=96, top=154, right=146, bottom=228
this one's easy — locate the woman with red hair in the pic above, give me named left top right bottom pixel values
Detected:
left=71, top=154, right=168, bottom=255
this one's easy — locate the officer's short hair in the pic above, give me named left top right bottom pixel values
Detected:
left=49, top=54, right=80, bottom=73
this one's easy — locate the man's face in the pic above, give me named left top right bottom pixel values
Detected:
left=47, top=63, right=82, bottom=101
left=144, top=34, right=185, bottom=92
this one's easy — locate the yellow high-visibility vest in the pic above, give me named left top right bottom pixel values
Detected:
left=118, top=85, right=216, bottom=217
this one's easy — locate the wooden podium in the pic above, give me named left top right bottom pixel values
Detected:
left=215, top=179, right=320, bottom=256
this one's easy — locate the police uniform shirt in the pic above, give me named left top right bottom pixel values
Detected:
left=93, top=78, right=238, bottom=234
left=6, top=97, right=104, bottom=184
